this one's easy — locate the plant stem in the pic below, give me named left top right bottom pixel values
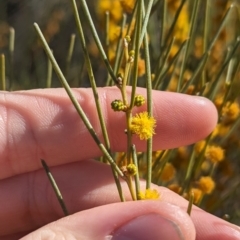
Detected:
left=41, top=159, right=69, bottom=216
left=79, top=0, right=118, bottom=85
left=34, top=23, right=124, bottom=178
left=0, top=54, right=6, bottom=90
left=66, top=34, right=76, bottom=78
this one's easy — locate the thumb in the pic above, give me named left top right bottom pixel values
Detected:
left=21, top=201, right=195, bottom=240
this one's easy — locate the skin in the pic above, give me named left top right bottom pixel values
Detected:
left=0, top=87, right=239, bottom=240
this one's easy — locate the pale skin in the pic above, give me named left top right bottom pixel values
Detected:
left=0, top=87, right=240, bottom=239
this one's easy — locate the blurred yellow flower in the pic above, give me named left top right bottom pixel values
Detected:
left=177, top=146, right=189, bottom=160
left=211, top=124, right=230, bottom=138
left=138, top=57, right=146, bottom=77
left=168, top=184, right=182, bottom=194
left=205, top=145, right=225, bottom=163
left=190, top=188, right=203, bottom=204
left=138, top=189, right=160, bottom=200
left=126, top=163, right=137, bottom=176
left=97, top=0, right=123, bottom=23
left=160, top=163, right=176, bottom=182
left=120, top=0, right=135, bottom=14
left=130, top=112, right=156, bottom=140
left=198, top=176, right=215, bottom=194
left=222, top=101, right=240, bottom=123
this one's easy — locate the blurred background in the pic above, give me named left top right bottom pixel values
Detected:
left=0, top=0, right=239, bottom=89
left=0, top=0, right=105, bottom=89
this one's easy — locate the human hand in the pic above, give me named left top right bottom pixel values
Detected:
left=0, top=87, right=239, bottom=240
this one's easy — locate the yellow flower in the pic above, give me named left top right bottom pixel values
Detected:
left=167, top=0, right=181, bottom=13
left=138, top=57, right=146, bottom=77
left=120, top=0, right=135, bottom=14
left=138, top=189, right=160, bottom=200
left=174, top=4, right=189, bottom=41
left=168, top=184, right=182, bottom=194
left=130, top=112, right=156, bottom=140
left=205, top=145, right=225, bottom=163
left=211, top=124, right=230, bottom=138
left=177, top=147, right=189, bottom=160
left=201, top=160, right=211, bottom=172
left=108, top=22, right=121, bottom=42
left=190, top=188, right=203, bottom=204
left=160, top=163, right=176, bottom=182
left=198, top=176, right=215, bottom=194
left=214, top=96, right=223, bottom=109
left=97, top=0, right=123, bottom=23
left=222, top=101, right=240, bottom=123
left=126, top=163, right=137, bottom=176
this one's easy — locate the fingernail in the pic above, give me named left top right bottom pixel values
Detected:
left=111, top=213, right=184, bottom=240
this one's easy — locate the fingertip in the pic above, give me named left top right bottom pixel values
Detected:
left=21, top=201, right=196, bottom=240
left=191, top=209, right=240, bottom=240
left=191, top=95, right=218, bottom=135
left=151, top=92, right=218, bottom=149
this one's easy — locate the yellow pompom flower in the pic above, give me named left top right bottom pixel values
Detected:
left=138, top=57, right=146, bottom=77
left=190, top=188, right=203, bottom=204
left=126, top=163, right=137, bottom=176
left=168, top=184, right=182, bottom=194
left=108, top=22, right=121, bottom=42
left=214, top=96, right=223, bottom=109
left=138, top=189, right=160, bottom=200
left=160, top=163, right=176, bottom=182
left=211, top=124, right=230, bottom=138
left=97, top=0, right=123, bottom=23
left=198, top=176, right=215, bottom=194
left=177, top=147, right=189, bottom=160
left=222, top=101, right=240, bottom=123
left=205, top=145, right=225, bottom=163
left=130, top=112, right=156, bottom=140
left=120, top=0, right=135, bottom=14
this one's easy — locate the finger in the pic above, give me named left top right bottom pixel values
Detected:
left=1, top=160, right=240, bottom=239
left=21, top=201, right=195, bottom=240
left=0, top=87, right=217, bottom=179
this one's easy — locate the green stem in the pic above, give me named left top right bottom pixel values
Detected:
left=70, top=0, right=125, bottom=201
left=127, top=175, right=136, bottom=200
left=181, top=147, right=196, bottom=195
left=180, top=51, right=210, bottom=93
left=130, top=0, right=143, bottom=109
left=41, top=160, right=69, bottom=216
left=178, top=0, right=200, bottom=90
left=105, top=11, right=110, bottom=52
left=0, top=54, right=6, bottom=90
left=163, top=0, right=187, bottom=46
left=9, top=27, right=15, bottom=90
left=143, top=11, right=153, bottom=189
left=46, top=50, right=53, bottom=88
left=207, top=37, right=240, bottom=100
left=132, top=145, right=141, bottom=200
left=187, top=191, right=194, bottom=215
left=139, top=0, right=154, bottom=45
left=112, top=14, right=127, bottom=75
left=153, top=37, right=175, bottom=89
left=66, top=34, right=76, bottom=78
left=155, top=40, right=187, bottom=90
left=71, top=0, right=111, bottom=151
left=79, top=0, right=118, bottom=85
left=34, top=23, right=123, bottom=178
left=201, top=0, right=210, bottom=87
